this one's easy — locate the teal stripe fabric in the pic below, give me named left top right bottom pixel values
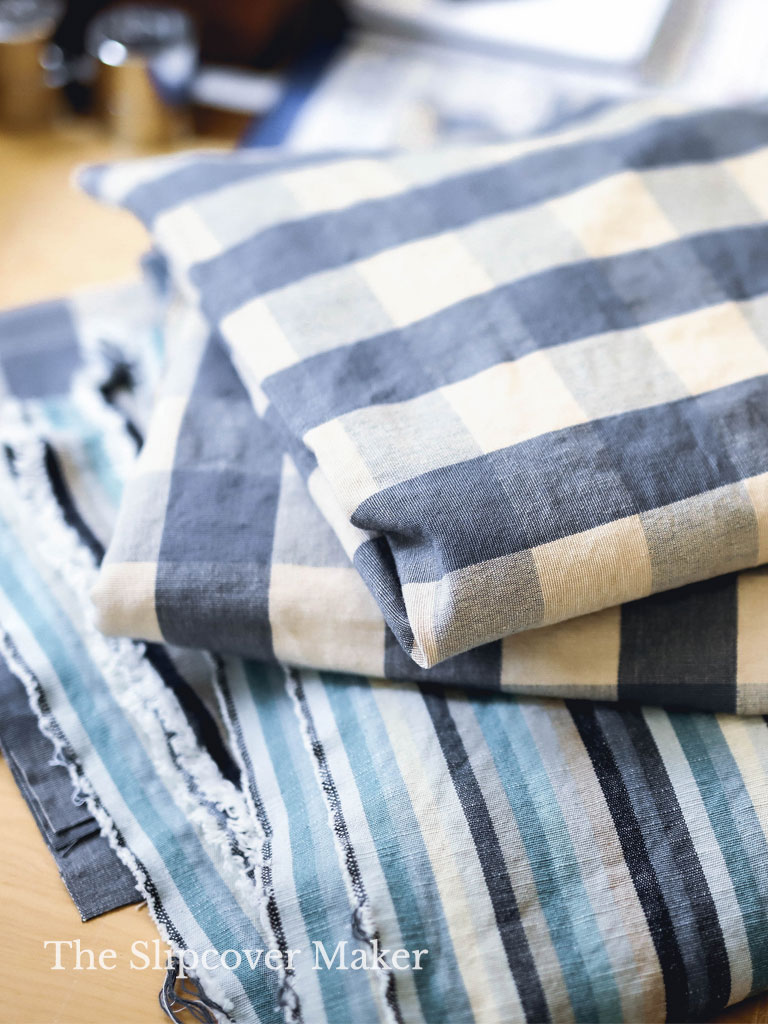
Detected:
left=4, top=285, right=768, bottom=1020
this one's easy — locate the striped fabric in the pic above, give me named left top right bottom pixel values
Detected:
left=91, top=293, right=768, bottom=713
left=81, top=101, right=768, bottom=672
left=4, top=284, right=768, bottom=1022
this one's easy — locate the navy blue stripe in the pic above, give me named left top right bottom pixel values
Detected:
left=156, top=337, right=281, bottom=661
left=42, top=441, right=105, bottom=563
left=291, top=670, right=405, bottom=1024
left=190, top=106, right=768, bottom=319
left=423, top=689, right=550, bottom=1023
left=83, top=150, right=355, bottom=226
left=598, top=706, right=731, bottom=1018
left=241, top=41, right=342, bottom=148
left=265, top=224, right=768, bottom=434
left=618, top=575, right=739, bottom=712
left=567, top=701, right=689, bottom=1022
left=349, top=376, right=768, bottom=582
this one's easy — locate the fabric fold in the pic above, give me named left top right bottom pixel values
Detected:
left=7, top=61, right=768, bottom=1024
left=88, top=290, right=768, bottom=714
left=3, top=261, right=768, bottom=1024
left=81, top=100, right=768, bottom=671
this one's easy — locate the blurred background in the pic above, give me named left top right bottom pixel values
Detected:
left=1, top=0, right=768, bottom=150
left=2, top=3, right=768, bottom=1022
left=3, top=0, right=768, bottom=305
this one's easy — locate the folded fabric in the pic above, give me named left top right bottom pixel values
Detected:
left=81, top=100, right=768, bottom=670
left=93, top=296, right=768, bottom=713
left=6, top=285, right=768, bottom=1023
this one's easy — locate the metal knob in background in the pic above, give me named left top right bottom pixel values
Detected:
left=86, top=4, right=198, bottom=147
left=0, top=0, right=62, bottom=130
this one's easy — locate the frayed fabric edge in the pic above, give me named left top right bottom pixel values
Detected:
left=209, top=656, right=304, bottom=1024
left=64, top=351, right=310, bottom=1024
left=0, top=626, right=233, bottom=1023
left=0, top=400, right=272, bottom=1022
left=284, top=666, right=405, bottom=1024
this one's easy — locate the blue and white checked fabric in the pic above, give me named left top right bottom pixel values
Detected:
left=6, top=90, right=768, bottom=1024
left=90, top=292, right=768, bottom=713
left=83, top=100, right=768, bottom=670
left=4, top=283, right=768, bottom=1021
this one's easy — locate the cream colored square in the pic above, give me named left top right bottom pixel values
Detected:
left=745, top=472, right=768, bottom=563
left=442, top=352, right=587, bottom=453
left=357, top=232, right=494, bottom=328
left=155, top=204, right=222, bottom=269
left=533, top=516, right=653, bottom=625
left=270, top=563, right=386, bottom=675
left=736, top=568, right=768, bottom=685
left=724, top=146, right=768, bottom=216
left=645, top=301, right=768, bottom=396
left=304, top=419, right=381, bottom=514
left=549, top=170, right=676, bottom=258
left=329, top=390, right=481, bottom=490
left=221, top=297, right=298, bottom=381
left=500, top=605, right=621, bottom=691
left=306, top=467, right=371, bottom=560
left=91, top=562, right=162, bottom=641
left=283, top=158, right=403, bottom=214
left=401, top=579, right=438, bottom=669
left=137, top=396, right=186, bottom=474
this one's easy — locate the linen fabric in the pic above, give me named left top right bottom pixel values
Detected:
left=92, top=295, right=768, bottom=714
left=7, top=78, right=768, bottom=1023
left=81, top=100, right=768, bottom=670
left=3, top=284, right=768, bottom=1019
left=7, top=272, right=768, bottom=1024
left=5, top=284, right=768, bottom=1023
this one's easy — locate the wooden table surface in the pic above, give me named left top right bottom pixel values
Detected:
left=1, top=119, right=767, bottom=1024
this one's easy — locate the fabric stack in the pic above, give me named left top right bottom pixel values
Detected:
left=3, top=93, right=768, bottom=1023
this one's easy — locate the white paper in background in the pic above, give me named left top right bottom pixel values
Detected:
left=284, top=32, right=626, bottom=150
left=667, top=0, right=768, bottom=101
left=283, top=0, right=768, bottom=153
left=351, top=0, right=672, bottom=69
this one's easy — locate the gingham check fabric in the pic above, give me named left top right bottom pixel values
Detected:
left=90, top=291, right=768, bottom=713
left=6, top=282, right=768, bottom=1024
left=9, top=285, right=768, bottom=1023
left=82, top=101, right=768, bottom=670
left=6, top=108, right=768, bottom=1023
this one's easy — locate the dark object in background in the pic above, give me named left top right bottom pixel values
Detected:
left=54, top=0, right=347, bottom=115
left=0, top=0, right=63, bottom=128
left=86, top=3, right=197, bottom=144
left=181, top=0, right=347, bottom=67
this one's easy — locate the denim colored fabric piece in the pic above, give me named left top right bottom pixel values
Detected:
left=0, top=657, right=141, bottom=920
left=81, top=101, right=768, bottom=672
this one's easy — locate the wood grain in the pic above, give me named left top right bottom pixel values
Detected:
left=0, top=757, right=168, bottom=1024
left=1, top=116, right=767, bottom=1024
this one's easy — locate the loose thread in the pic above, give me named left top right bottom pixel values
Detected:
left=159, top=957, right=225, bottom=1024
